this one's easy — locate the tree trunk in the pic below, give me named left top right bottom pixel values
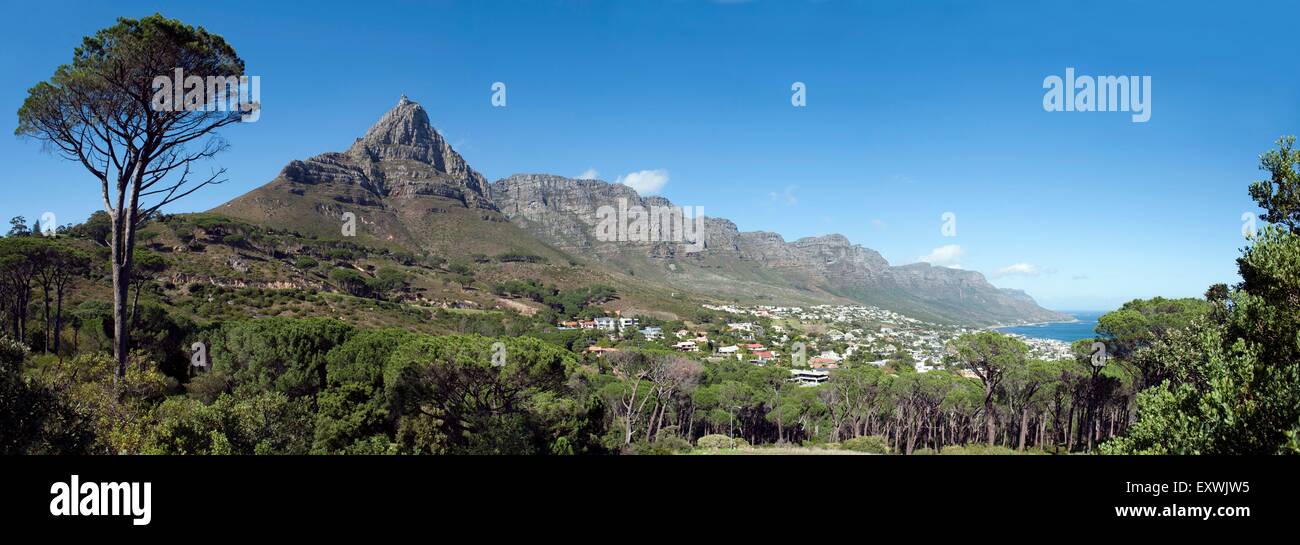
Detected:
left=1066, top=403, right=1075, bottom=452
left=984, top=386, right=996, bottom=447
left=1018, top=408, right=1030, bottom=451
left=53, top=285, right=65, bottom=357
left=110, top=210, right=135, bottom=378
left=41, top=284, right=52, bottom=353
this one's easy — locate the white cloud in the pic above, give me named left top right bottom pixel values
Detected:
left=993, top=262, right=1041, bottom=278
left=768, top=185, right=798, bottom=205
left=871, top=218, right=886, bottom=228
left=578, top=168, right=599, bottom=180
left=615, top=169, right=669, bottom=195
left=918, top=244, right=965, bottom=268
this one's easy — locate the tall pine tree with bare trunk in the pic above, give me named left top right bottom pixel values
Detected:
left=16, top=14, right=252, bottom=377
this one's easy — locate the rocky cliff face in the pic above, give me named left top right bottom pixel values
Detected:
left=490, top=173, right=1069, bottom=325
left=215, top=98, right=563, bottom=261
left=273, top=95, right=494, bottom=210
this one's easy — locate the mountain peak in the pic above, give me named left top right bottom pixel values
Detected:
left=349, top=96, right=442, bottom=164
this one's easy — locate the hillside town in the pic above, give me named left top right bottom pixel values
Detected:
left=557, top=303, right=1076, bottom=385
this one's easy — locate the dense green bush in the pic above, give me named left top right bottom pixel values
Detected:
left=310, top=329, right=418, bottom=453
left=696, top=434, right=736, bottom=449
left=203, top=317, right=353, bottom=400
left=0, top=336, right=95, bottom=454
left=148, top=392, right=313, bottom=454
left=840, top=435, right=888, bottom=454
left=383, top=335, right=587, bottom=454
left=938, top=444, right=1024, bottom=455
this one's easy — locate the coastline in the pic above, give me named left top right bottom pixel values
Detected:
left=986, top=316, right=1082, bottom=330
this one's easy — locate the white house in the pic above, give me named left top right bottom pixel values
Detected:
left=674, top=340, right=699, bottom=352
left=594, top=317, right=617, bottom=331
left=727, top=322, right=754, bottom=332
left=717, top=345, right=741, bottom=360
left=790, top=369, right=830, bottom=387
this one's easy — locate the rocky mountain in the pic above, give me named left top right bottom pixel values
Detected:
left=216, top=96, right=1066, bottom=325
left=216, top=97, right=563, bottom=261
left=490, top=173, right=1069, bottom=325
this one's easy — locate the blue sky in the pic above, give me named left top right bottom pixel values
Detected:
left=3, top=0, right=1297, bottom=310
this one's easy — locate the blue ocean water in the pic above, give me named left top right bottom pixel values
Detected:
left=996, top=311, right=1105, bottom=342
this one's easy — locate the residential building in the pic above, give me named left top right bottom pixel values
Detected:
left=790, top=369, right=830, bottom=386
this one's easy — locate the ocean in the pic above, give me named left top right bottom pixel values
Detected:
left=995, top=311, right=1105, bottom=343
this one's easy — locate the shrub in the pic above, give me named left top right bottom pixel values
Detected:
left=0, top=336, right=29, bottom=368
left=295, top=256, right=319, bottom=269
left=937, top=444, right=1024, bottom=455
left=202, top=317, right=353, bottom=399
left=629, top=436, right=691, bottom=455
left=148, top=392, right=313, bottom=455
left=384, top=335, right=578, bottom=455
left=697, top=434, right=736, bottom=449
left=495, top=251, right=545, bottom=264
left=840, top=435, right=889, bottom=454
left=325, top=328, right=417, bottom=387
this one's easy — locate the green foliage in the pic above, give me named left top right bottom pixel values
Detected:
left=66, top=211, right=111, bottom=245
left=938, top=444, right=1027, bottom=455
left=0, top=336, right=95, bottom=454
left=383, top=335, right=580, bottom=454
left=840, top=435, right=888, bottom=454
left=1105, top=137, right=1300, bottom=454
left=0, top=335, right=28, bottom=366
left=495, top=251, right=546, bottom=264
left=129, top=303, right=194, bottom=379
left=330, top=268, right=370, bottom=297
left=368, top=267, right=406, bottom=295
left=1106, top=226, right=1300, bottom=454
left=1249, top=135, right=1300, bottom=232
left=311, top=382, right=392, bottom=454
left=310, top=329, right=417, bottom=453
left=1095, top=297, right=1209, bottom=367
left=7, top=216, right=30, bottom=237
left=148, top=392, right=313, bottom=454
left=696, top=434, right=738, bottom=449
left=325, top=328, right=417, bottom=387
left=29, top=352, right=175, bottom=454
left=948, top=331, right=1029, bottom=384
left=203, top=317, right=353, bottom=400
left=493, top=279, right=617, bottom=317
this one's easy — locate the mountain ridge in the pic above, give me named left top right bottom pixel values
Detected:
left=489, top=172, right=1069, bottom=325
left=216, top=97, right=1067, bottom=325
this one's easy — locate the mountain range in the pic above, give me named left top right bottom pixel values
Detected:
left=217, top=96, right=1068, bottom=326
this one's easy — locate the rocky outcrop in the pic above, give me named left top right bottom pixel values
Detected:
left=275, top=95, right=494, bottom=209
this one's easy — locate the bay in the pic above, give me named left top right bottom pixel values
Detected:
left=996, top=311, right=1105, bottom=343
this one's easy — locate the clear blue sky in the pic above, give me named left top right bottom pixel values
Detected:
left=3, top=0, right=1297, bottom=311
